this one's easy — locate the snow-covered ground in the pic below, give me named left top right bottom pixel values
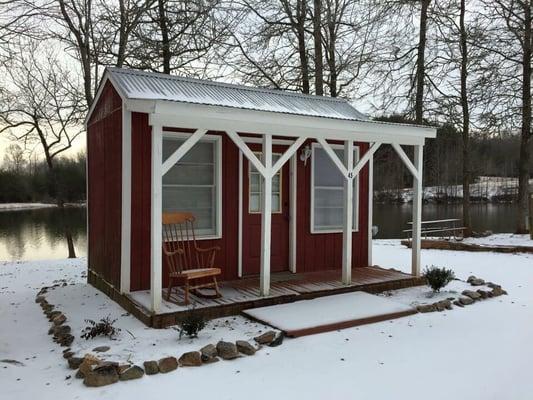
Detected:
left=377, top=175, right=533, bottom=203
left=2, top=237, right=533, bottom=399
left=0, top=203, right=56, bottom=212
left=462, top=233, right=533, bottom=247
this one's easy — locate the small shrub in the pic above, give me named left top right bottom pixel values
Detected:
left=177, top=311, right=207, bottom=339
left=81, top=316, right=121, bottom=340
left=423, top=266, right=455, bottom=292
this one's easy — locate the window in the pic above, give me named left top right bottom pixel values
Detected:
left=162, top=134, right=221, bottom=237
left=249, top=153, right=282, bottom=213
left=311, top=143, right=359, bottom=233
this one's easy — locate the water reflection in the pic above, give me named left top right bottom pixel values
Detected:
left=0, top=207, right=87, bottom=261
left=0, top=203, right=520, bottom=261
left=373, top=203, right=519, bottom=239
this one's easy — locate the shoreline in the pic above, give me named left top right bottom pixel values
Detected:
left=0, top=202, right=86, bottom=212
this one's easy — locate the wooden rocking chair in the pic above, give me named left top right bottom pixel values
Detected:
left=162, top=212, right=222, bottom=305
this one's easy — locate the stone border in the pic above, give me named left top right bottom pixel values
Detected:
left=35, top=285, right=284, bottom=387
left=415, top=275, right=508, bottom=313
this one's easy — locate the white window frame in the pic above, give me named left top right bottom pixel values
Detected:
left=248, top=151, right=283, bottom=214
left=162, top=131, right=223, bottom=240
left=310, top=142, right=360, bottom=234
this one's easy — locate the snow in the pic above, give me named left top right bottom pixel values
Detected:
left=2, top=236, right=533, bottom=399
left=0, top=203, right=56, bottom=212
left=243, top=292, right=413, bottom=332
left=462, top=233, right=533, bottom=247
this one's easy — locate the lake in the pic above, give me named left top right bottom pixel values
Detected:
left=0, top=203, right=520, bottom=261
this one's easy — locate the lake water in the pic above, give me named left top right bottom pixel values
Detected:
left=0, top=203, right=520, bottom=261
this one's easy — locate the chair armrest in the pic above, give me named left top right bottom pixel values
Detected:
left=162, top=247, right=184, bottom=257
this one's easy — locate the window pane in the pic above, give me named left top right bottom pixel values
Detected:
left=163, top=186, right=215, bottom=233
left=314, top=207, right=344, bottom=230
left=272, top=174, right=280, bottom=192
left=163, top=164, right=213, bottom=185
left=250, top=193, right=260, bottom=212
left=163, top=139, right=214, bottom=164
left=271, top=194, right=280, bottom=212
left=314, top=188, right=343, bottom=207
left=314, top=148, right=344, bottom=187
left=250, top=173, right=261, bottom=192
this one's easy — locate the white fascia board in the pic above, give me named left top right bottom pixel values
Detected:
left=150, top=101, right=437, bottom=145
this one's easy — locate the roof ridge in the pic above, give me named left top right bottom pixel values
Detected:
left=107, top=67, right=351, bottom=104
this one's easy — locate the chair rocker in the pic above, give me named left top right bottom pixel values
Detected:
left=162, top=212, right=222, bottom=305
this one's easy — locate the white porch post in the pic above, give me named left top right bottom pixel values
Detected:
left=260, top=134, right=273, bottom=296
left=150, top=124, right=163, bottom=313
left=412, top=144, right=424, bottom=276
left=367, top=151, right=374, bottom=267
left=342, top=140, right=354, bottom=284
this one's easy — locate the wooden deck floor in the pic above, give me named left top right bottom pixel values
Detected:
left=126, top=266, right=424, bottom=328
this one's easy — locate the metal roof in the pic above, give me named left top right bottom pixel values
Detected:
left=106, top=67, right=368, bottom=121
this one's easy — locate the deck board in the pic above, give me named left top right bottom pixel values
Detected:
left=126, top=266, right=423, bottom=327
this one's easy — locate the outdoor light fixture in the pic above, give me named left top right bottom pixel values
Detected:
left=300, top=145, right=312, bottom=165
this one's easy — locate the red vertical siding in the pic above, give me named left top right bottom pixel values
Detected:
left=87, top=82, right=122, bottom=288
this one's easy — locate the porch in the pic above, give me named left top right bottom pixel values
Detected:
left=125, top=266, right=424, bottom=328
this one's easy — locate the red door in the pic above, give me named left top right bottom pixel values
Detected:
left=242, top=144, right=290, bottom=275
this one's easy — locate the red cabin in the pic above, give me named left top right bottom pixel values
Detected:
left=85, top=68, right=435, bottom=327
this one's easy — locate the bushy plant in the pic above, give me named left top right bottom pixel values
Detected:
left=423, top=266, right=456, bottom=292
left=178, top=311, right=207, bottom=339
left=81, top=316, right=121, bottom=340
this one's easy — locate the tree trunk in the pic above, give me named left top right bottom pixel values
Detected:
left=459, top=0, right=471, bottom=236
left=517, top=0, right=532, bottom=233
left=116, top=0, right=127, bottom=68
left=313, top=0, right=323, bottom=95
left=296, top=0, right=310, bottom=93
left=415, top=0, right=430, bottom=124
left=327, top=17, right=337, bottom=97
left=157, top=0, right=171, bottom=74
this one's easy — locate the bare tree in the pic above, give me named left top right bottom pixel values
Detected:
left=312, top=0, right=323, bottom=95
left=478, top=0, right=532, bottom=233
left=2, top=144, right=27, bottom=173
left=0, top=42, right=84, bottom=257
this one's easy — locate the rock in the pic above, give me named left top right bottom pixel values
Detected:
left=254, top=331, right=276, bottom=345
left=35, top=295, right=45, bottom=303
left=78, top=354, right=101, bottom=378
left=158, top=356, right=178, bottom=373
left=84, top=364, right=119, bottom=387
left=53, top=325, right=71, bottom=336
left=453, top=300, right=464, bottom=308
left=47, top=310, right=61, bottom=320
left=477, top=289, right=489, bottom=299
left=459, top=296, right=474, bottom=306
left=467, top=275, right=477, bottom=283
left=57, top=334, right=74, bottom=347
left=179, top=351, right=202, bottom=367
left=269, top=332, right=284, bottom=347
left=53, top=313, right=66, bottom=326
left=216, top=341, right=239, bottom=360
left=143, top=360, right=159, bottom=375
left=200, top=344, right=218, bottom=358
left=63, top=351, right=75, bottom=360
left=67, top=357, right=84, bottom=369
left=416, top=304, right=436, bottom=313
left=236, top=340, right=256, bottom=355
left=92, top=346, right=110, bottom=353
left=487, top=282, right=501, bottom=290
left=491, top=287, right=506, bottom=297
left=470, top=278, right=485, bottom=286
left=119, top=365, right=144, bottom=381
left=434, top=300, right=452, bottom=311
left=462, top=290, right=481, bottom=300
